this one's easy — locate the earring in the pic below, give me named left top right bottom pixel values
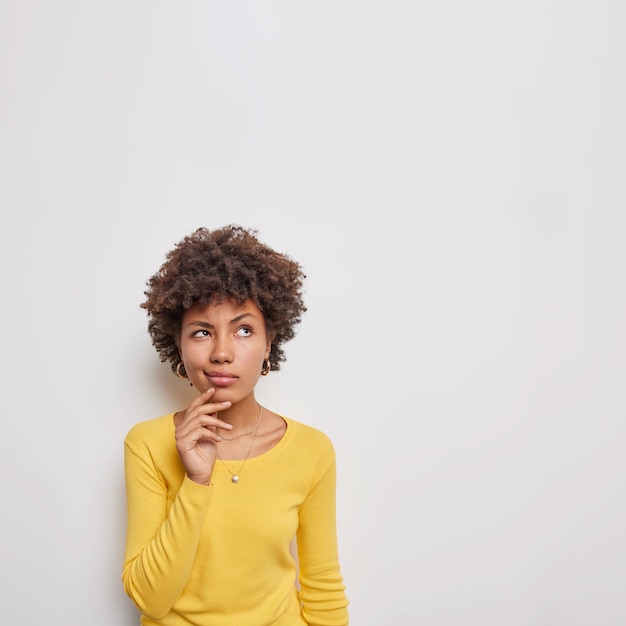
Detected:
left=261, top=358, right=271, bottom=376
left=176, top=362, right=188, bottom=379
left=176, top=362, right=193, bottom=386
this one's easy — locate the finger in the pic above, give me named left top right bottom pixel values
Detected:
left=180, top=391, right=232, bottom=424
left=186, top=387, right=217, bottom=411
left=187, top=401, right=233, bottom=424
left=178, top=424, right=225, bottom=447
left=177, top=409, right=233, bottom=437
left=198, top=413, right=234, bottom=432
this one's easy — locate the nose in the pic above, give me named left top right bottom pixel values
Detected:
left=210, top=334, right=233, bottom=363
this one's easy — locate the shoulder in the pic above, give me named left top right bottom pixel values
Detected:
left=282, top=418, right=339, bottom=488
left=124, top=414, right=174, bottom=450
left=284, top=417, right=336, bottom=460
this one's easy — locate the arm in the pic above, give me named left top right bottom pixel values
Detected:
left=122, top=438, right=211, bottom=619
left=297, top=455, right=349, bottom=626
left=122, top=391, right=232, bottom=618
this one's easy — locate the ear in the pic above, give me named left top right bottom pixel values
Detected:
left=264, top=338, right=272, bottom=360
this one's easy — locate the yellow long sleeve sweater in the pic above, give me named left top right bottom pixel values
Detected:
left=123, top=414, right=349, bottom=626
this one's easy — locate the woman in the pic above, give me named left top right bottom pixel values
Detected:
left=122, top=225, right=349, bottom=626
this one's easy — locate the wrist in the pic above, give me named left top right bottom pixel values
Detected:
left=186, top=473, right=213, bottom=487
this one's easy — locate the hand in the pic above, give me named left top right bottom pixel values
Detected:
left=175, top=388, right=232, bottom=486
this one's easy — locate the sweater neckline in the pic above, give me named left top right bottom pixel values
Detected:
left=166, top=413, right=294, bottom=467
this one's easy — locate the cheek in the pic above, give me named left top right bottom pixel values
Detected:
left=180, top=341, right=202, bottom=364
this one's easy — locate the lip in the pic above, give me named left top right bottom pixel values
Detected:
left=205, top=371, right=238, bottom=387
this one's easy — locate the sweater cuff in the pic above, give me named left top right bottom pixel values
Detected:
left=180, top=474, right=214, bottom=502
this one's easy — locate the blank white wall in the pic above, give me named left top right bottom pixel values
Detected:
left=1, top=2, right=625, bottom=625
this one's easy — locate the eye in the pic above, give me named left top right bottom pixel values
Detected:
left=192, top=329, right=210, bottom=338
left=236, top=326, right=253, bottom=337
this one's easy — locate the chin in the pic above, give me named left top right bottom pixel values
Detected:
left=210, top=387, right=236, bottom=402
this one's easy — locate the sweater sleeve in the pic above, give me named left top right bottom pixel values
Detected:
left=122, top=434, right=211, bottom=620
left=297, top=449, right=349, bottom=626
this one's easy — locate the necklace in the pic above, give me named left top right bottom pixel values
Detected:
left=217, top=404, right=263, bottom=441
left=216, top=407, right=263, bottom=483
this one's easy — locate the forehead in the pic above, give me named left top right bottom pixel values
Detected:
left=182, top=298, right=264, bottom=323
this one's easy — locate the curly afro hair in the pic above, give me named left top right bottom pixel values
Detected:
left=141, top=225, right=307, bottom=374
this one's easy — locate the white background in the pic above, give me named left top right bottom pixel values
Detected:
left=1, top=2, right=625, bottom=625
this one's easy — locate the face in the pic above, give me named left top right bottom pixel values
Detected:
left=178, top=298, right=271, bottom=404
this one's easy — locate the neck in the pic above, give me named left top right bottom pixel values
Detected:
left=218, top=396, right=261, bottom=430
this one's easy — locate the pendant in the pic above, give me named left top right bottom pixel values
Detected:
left=231, top=475, right=239, bottom=484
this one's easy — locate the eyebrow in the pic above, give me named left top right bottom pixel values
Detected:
left=184, top=312, right=257, bottom=329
